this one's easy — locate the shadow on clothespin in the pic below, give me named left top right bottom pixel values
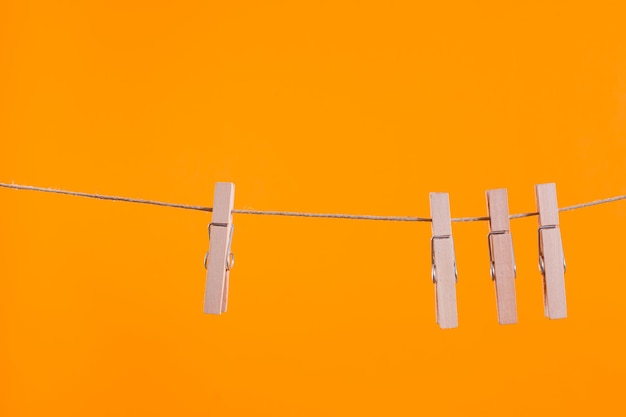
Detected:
left=204, top=182, right=235, bottom=315
left=535, top=183, right=567, bottom=319
left=486, top=188, right=517, bottom=325
left=430, top=192, right=458, bottom=329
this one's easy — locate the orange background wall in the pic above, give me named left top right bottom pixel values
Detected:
left=1, top=1, right=625, bottom=416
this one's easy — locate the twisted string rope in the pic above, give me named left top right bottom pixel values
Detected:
left=1, top=182, right=624, bottom=222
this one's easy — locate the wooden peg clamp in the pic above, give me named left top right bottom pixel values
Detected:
left=204, top=182, right=235, bottom=314
left=430, top=192, right=458, bottom=329
left=486, top=188, right=517, bottom=325
left=535, top=183, right=567, bottom=319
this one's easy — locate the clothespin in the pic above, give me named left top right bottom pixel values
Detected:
left=430, top=192, right=458, bottom=329
left=204, top=182, right=235, bottom=314
left=535, top=183, right=567, bottom=319
left=486, top=188, right=517, bottom=324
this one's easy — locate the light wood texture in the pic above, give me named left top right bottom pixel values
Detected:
left=430, top=193, right=458, bottom=329
left=535, top=183, right=567, bottom=319
left=430, top=193, right=452, bottom=236
left=536, top=183, right=560, bottom=226
left=204, top=182, right=235, bottom=314
left=486, top=188, right=511, bottom=231
left=486, top=188, right=517, bottom=325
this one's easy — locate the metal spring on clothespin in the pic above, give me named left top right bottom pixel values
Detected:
left=537, top=225, right=566, bottom=276
left=203, top=182, right=236, bottom=315
left=204, top=223, right=235, bottom=271
left=487, top=230, right=517, bottom=281
left=430, top=234, right=458, bottom=283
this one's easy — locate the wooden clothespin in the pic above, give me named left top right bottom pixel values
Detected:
left=535, top=183, right=567, bottom=319
left=486, top=188, right=517, bottom=324
left=204, top=182, right=235, bottom=315
left=430, top=193, right=458, bottom=329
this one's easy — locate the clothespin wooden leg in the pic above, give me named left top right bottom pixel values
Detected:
left=486, top=188, right=517, bottom=325
left=204, top=182, right=235, bottom=315
left=535, top=183, right=567, bottom=319
left=430, top=193, right=458, bottom=329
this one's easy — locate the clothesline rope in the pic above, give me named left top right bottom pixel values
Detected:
left=1, top=182, right=624, bottom=222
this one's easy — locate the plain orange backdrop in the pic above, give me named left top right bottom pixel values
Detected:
left=1, top=1, right=626, bottom=416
